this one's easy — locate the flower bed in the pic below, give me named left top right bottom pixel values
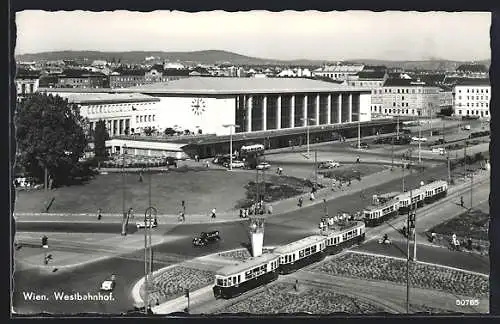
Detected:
left=140, top=266, right=214, bottom=305
left=217, top=248, right=275, bottom=261
left=217, top=283, right=385, bottom=314
left=312, top=253, right=488, bottom=298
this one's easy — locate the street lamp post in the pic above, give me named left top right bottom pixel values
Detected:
left=121, top=144, right=128, bottom=236
left=223, top=124, right=240, bottom=171
left=301, top=118, right=315, bottom=157
left=357, top=113, right=368, bottom=149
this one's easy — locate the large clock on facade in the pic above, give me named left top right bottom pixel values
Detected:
left=191, top=98, right=206, bottom=116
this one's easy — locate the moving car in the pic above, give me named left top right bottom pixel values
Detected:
left=100, top=275, right=116, bottom=291
left=256, top=162, right=271, bottom=170
left=411, top=136, right=428, bottom=142
left=359, top=142, right=369, bottom=149
left=136, top=219, right=157, bottom=229
left=318, top=161, right=340, bottom=169
left=193, top=231, right=221, bottom=247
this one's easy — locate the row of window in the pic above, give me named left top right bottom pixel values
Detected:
left=457, top=88, right=489, bottom=94
left=298, top=244, right=318, bottom=259
left=371, top=106, right=419, bottom=115
left=111, top=77, right=145, bottom=81
left=86, top=102, right=154, bottom=114
left=393, top=102, right=410, bottom=107
left=136, top=115, right=155, bottom=123
left=457, top=102, right=489, bottom=107
left=342, top=229, right=358, bottom=241
left=383, top=88, right=436, bottom=94
left=457, top=109, right=489, bottom=116
left=457, top=96, right=489, bottom=101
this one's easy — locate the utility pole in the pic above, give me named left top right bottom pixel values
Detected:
left=470, top=171, right=473, bottom=211
left=391, top=138, right=394, bottom=171
left=406, top=191, right=411, bottom=314
left=314, top=151, right=318, bottom=186
left=255, top=167, right=259, bottom=204
left=358, top=120, right=361, bottom=149
left=396, top=115, right=400, bottom=140
left=307, top=120, right=310, bottom=157
left=464, top=142, right=468, bottom=180
left=447, top=152, right=451, bottom=184
left=144, top=206, right=157, bottom=314
left=418, top=119, right=422, bottom=164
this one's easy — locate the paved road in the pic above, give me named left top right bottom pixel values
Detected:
left=13, top=164, right=488, bottom=314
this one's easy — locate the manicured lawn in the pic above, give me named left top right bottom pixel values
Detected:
left=14, top=169, right=256, bottom=215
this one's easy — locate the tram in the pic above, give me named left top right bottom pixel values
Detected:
left=321, top=221, right=366, bottom=255
left=363, top=199, right=399, bottom=227
left=274, top=236, right=327, bottom=275
left=213, top=253, right=280, bottom=299
left=362, top=180, right=449, bottom=226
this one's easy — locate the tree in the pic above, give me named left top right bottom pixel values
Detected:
left=16, top=93, right=88, bottom=186
left=143, top=126, right=155, bottom=136
left=93, top=119, right=109, bottom=162
left=164, top=127, right=176, bottom=136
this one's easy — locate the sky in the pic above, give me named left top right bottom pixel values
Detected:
left=15, top=10, right=491, bottom=61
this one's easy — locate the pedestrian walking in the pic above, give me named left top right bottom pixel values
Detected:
left=139, top=171, right=143, bottom=182
left=467, top=237, right=473, bottom=250
left=310, top=192, right=315, bottom=201
left=211, top=208, right=217, bottom=219
left=294, top=279, right=299, bottom=292
left=323, top=199, right=328, bottom=217
left=460, top=196, right=464, bottom=207
left=97, top=208, right=102, bottom=220
left=430, top=232, right=436, bottom=242
left=348, top=179, right=352, bottom=186
left=240, top=209, right=244, bottom=218
left=356, top=155, right=360, bottom=163
left=298, top=197, right=303, bottom=207
left=267, top=205, right=273, bottom=214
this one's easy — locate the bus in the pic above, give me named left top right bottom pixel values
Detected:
left=240, top=144, right=265, bottom=157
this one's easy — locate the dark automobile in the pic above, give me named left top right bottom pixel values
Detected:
left=359, top=142, right=369, bottom=149
left=193, top=231, right=221, bottom=247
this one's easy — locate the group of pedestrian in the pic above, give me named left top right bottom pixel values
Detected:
left=178, top=200, right=186, bottom=222
left=319, top=213, right=352, bottom=230
left=276, top=167, right=284, bottom=175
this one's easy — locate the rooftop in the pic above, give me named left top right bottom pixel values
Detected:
left=65, top=93, right=160, bottom=104
left=215, top=253, right=279, bottom=277
left=364, top=199, right=398, bottom=212
left=122, top=77, right=371, bottom=95
left=273, top=235, right=325, bottom=255
left=383, top=78, right=435, bottom=87
left=453, top=78, right=490, bottom=87
left=356, top=71, right=387, bottom=79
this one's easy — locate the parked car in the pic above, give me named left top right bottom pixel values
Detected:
left=432, top=147, right=446, bottom=155
left=193, top=231, right=221, bottom=247
left=100, top=275, right=116, bottom=291
left=256, top=162, right=271, bottom=170
left=136, top=219, right=157, bottom=229
left=318, top=161, right=340, bottom=169
left=223, top=160, right=245, bottom=168
left=411, top=136, right=428, bottom=142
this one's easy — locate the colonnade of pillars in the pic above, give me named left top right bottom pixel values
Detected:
left=243, top=93, right=356, bottom=132
left=97, top=118, right=131, bottom=136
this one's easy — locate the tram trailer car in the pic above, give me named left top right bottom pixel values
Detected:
left=396, top=190, right=424, bottom=215
left=321, top=221, right=366, bottom=254
left=213, top=253, right=280, bottom=299
left=421, top=180, right=448, bottom=203
left=274, top=235, right=327, bottom=275
left=363, top=199, right=399, bottom=227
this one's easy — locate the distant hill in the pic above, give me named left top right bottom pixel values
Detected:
left=15, top=50, right=490, bottom=70
left=347, top=59, right=491, bottom=71
left=15, top=50, right=326, bottom=66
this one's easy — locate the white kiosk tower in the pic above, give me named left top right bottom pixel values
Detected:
left=248, top=217, right=265, bottom=257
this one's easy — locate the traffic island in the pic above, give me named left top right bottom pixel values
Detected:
left=311, top=252, right=489, bottom=299
left=426, top=208, right=489, bottom=255
left=139, top=265, right=215, bottom=307
left=215, top=282, right=386, bottom=314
